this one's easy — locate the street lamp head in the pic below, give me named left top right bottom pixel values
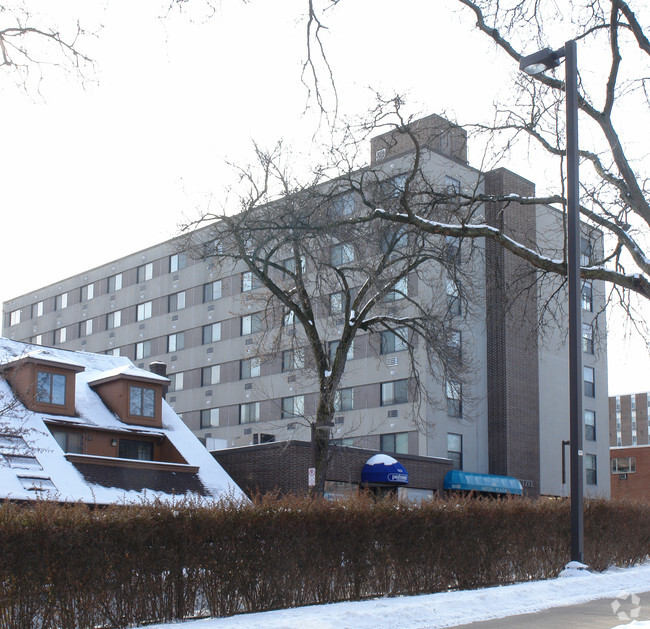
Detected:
left=519, top=46, right=565, bottom=75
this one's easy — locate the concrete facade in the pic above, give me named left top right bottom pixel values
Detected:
left=2, top=114, right=610, bottom=498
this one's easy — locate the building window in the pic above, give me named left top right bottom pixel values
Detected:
left=119, top=438, right=154, bottom=461
left=106, top=348, right=121, bottom=357
left=611, top=457, right=636, bottom=473
left=584, top=410, right=596, bottom=441
left=331, top=243, right=355, bottom=266
left=32, top=301, right=44, bottom=318
left=36, top=371, right=67, bottom=406
left=445, top=175, right=461, bottom=193
left=201, top=408, right=220, bottom=428
left=129, top=385, right=155, bottom=418
left=445, top=236, right=461, bottom=263
left=582, top=323, right=594, bottom=354
left=203, top=280, right=222, bottom=302
left=168, top=372, right=184, bottom=392
left=281, top=255, right=306, bottom=278
left=31, top=335, right=43, bottom=345
left=241, top=271, right=262, bottom=292
left=241, top=313, right=262, bottom=336
left=79, top=319, right=93, bottom=337
left=106, top=310, right=122, bottom=329
left=334, top=388, right=353, bottom=412
left=282, top=349, right=305, bottom=372
left=447, top=280, right=461, bottom=315
left=447, top=330, right=462, bottom=363
left=446, top=380, right=462, bottom=417
left=107, top=274, right=123, bottom=293
left=282, top=395, right=304, bottom=419
left=55, top=293, right=68, bottom=311
left=9, top=309, right=21, bottom=326
left=203, top=322, right=221, bottom=344
left=81, top=283, right=94, bottom=301
left=136, top=301, right=152, bottom=321
left=581, top=237, right=593, bottom=267
left=584, top=366, right=595, bottom=398
left=330, top=292, right=344, bottom=316
left=240, top=401, right=260, bottom=424
left=201, top=365, right=221, bottom=386
left=169, top=253, right=186, bottom=273
left=381, top=328, right=408, bottom=355
left=380, top=173, right=407, bottom=199
left=332, top=192, right=354, bottom=217
left=585, top=453, right=597, bottom=485
left=168, top=332, right=185, bottom=353
left=135, top=341, right=151, bottom=360
left=447, top=433, right=463, bottom=469
left=57, top=327, right=67, bottom=344
left=329, top=340, right=353, bottom=362
left=51, top=429, right=82, bottom=454
left=240, top=358, right=261, bottom=379
left=383, top=276, right=408, bottom=302
left=380, top=432, right=408, bottom=454
left=137, top=263, right=153, bottom=283
left=168, top=291, right=186, bottom=312
left=381, top=379, right=408, bottom=406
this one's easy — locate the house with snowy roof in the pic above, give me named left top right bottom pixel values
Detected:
left=0, top=338, right=244, bottom=504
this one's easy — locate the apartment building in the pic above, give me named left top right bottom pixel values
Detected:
left=2, top=113, right=611, bottom=497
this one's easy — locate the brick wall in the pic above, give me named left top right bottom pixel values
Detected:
left=610, top=445, right=650, bottom=501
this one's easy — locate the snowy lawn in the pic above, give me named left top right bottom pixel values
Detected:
left=145, top=561, right=650, bottom=628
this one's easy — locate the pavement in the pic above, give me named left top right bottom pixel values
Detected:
left=450, top=590, right=650, bottom=628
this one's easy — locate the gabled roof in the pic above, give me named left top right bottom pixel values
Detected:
left=0, top=338, right=245, bottom=504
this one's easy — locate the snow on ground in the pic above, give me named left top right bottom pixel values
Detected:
left=146, top=561, right=650, bottom=628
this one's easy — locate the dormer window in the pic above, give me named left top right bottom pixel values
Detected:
left=129, top=385, right=155, bottom=418
left=37, top=371, right=67, bottom=406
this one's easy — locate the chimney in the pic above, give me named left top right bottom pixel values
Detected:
left=149, top=361, right=169, bottom=397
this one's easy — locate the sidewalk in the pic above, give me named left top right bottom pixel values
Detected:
left=451, top=591, right=650, bottom=628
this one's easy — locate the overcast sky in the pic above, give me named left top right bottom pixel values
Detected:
left=1, top=0, right=648, bottom=394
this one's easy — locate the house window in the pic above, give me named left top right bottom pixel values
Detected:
left=128, top=385, right=155, bottom=418
left=580, top=237, right=593, bottom=266
left=201, top=408, right=220, bottom=428
left=137, top=263, right=153, bottom=283
left=330, top=292, right=344, bottom=316
left=584, top=366, right=595, bottom=398
left=203, top=280, right=222, bottom=302
left=119, top=438, right=154, bottom=461
left=135, top=341, right=151, bottom=360
left=79, top=319, right=93, bottom=337
left=106, top=310, right=122, bottom=329
left=384, top=276, right=408, bottom=302
left=446, top=380, right=462, bottom=417
left=55, top=293, right=68, bottom=310
left=168, top=291, right=186, bottom=312
left=447, top=433, right=463, bottom=469
left=380, top=432, right=408, bottom=454
left=611, top=457, right=636, bottom=473
left=32, top=301, right=44, bottom=318
left=241, top=271, right=262, bottom=292
left=381, top=328, right=408, bottom=354
left=169, top=253, right=186, bottom=273
left=168, top=372, right=184, bottom=392
left=282, top=349, right=305, bottom=372
left=331, top=243, right=355, bottom=266
left=282, top=395, right=304, bottom=419
left=50, top=429, right=82, bottom=454
left=203, top=322, right=221, bottom=344
left=136, top=301, right=152, bottom=321
left=167, top=332, right=184, bottom=353
left=240, top=401, right=260, bottom=424
left=334, top=388, right=353, bottom=412
left=9, top=309, right=21, bottom=326
left=328, top=340, right=353, bottom=362
left=57, top=327, right=67, bottom=344
left=107, top=274, right=122, bottom=292
left=241, top=313, right=262, bottom=336
left=201, top=365, right=221, bottom=386
left=36, top=371, right=67, bottom=406
left=584, top=410, right=596, bottom=441
left=581, top=280, right=593, bottom=312
left=332, top=192, right=354, bottom=217
left=240, top=358, right=261, bottom=379
left=585, top=453, right=597, bottom=485
left=582, top=323, right=594, bottom=354
left=81, top=283, right=94, bottom=301
left=381, top=379, right=408, bottom=406
left=447, top=280, right=461, bottom=315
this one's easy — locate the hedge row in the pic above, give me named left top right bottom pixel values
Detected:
left=1, top=495, right=649, bottom=628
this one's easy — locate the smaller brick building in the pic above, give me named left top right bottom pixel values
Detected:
left=610, top=445, right=650, bottom=502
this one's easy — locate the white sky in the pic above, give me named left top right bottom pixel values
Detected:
left=1, top=0, right=648, bottom=394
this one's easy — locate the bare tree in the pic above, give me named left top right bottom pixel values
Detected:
left=181, top=138, right=475, bottom=494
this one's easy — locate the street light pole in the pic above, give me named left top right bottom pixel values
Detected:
left=520, top=40, right=584, bottom=563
